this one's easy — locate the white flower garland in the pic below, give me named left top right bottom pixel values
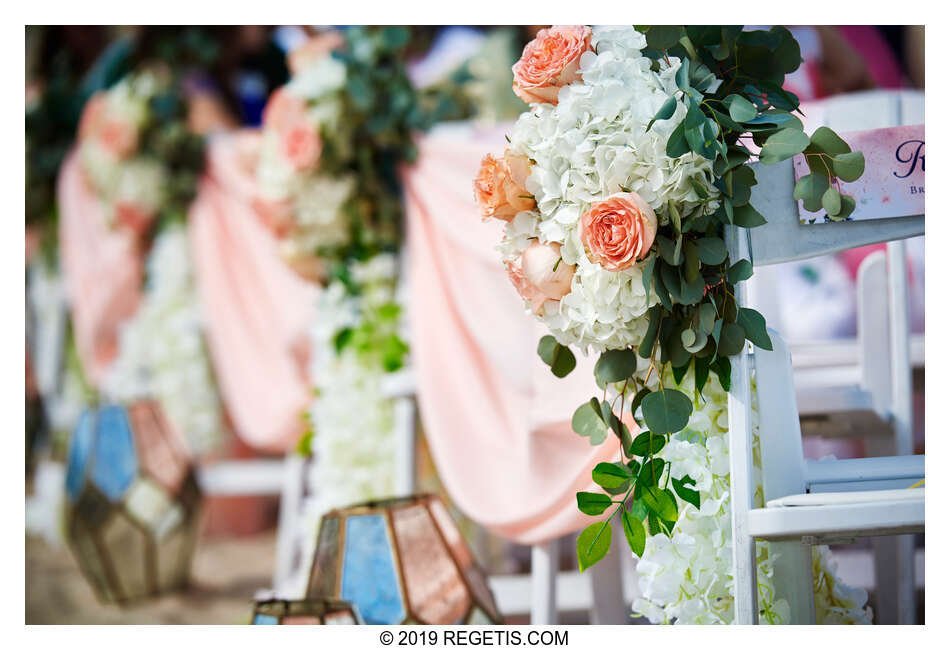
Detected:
left=103, top=224, right=223, bottom=456
left=625, top=368, right=871, bottom=624
left=299, top=253, right=402, bottom=540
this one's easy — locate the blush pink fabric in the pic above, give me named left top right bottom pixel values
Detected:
left=188, top=131, right=318, bottom=452
left=58, top=151, right=143, bottom=387
left=403, top=124, right=623, bottom=545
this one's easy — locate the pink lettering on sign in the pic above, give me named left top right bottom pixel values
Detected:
left=793, top=124, right=924, bottom=224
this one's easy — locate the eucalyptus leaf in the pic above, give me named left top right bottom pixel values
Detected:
left=718, top=322, right=746, bottom=357
left=641, top=389, right=693, bottom=434
left=727, top=259, right=754, bottom=284
left=594, top=349, right=639, bottom=384
left=732, top=203, right=767, bottom=228
left=831, top=151, right=865, bottom=182
left=572, top=401, right=608, bottom=445
left=696, top=237, right=727, bottom=264
left=737, top=307, right=773, bottom=350
left=759, top=128, right=810, bottom=165
left=822, top=186, right=842, bottom=216
left=793, top=173, right=830, bottom=212
left=648, top=96, right=678, bottom=130
left=807, top=126, right=851, bottom=156
left=725, top=94, right=757, bottom=122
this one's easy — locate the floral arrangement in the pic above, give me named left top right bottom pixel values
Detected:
left=255, top=26, right=420, bottom=283
left=297, top=255, right=406, bottom=570
left=475, top=25, right=868, bottom=623
left=77, top=68, right=204, bottom=237
left=102, top=223, right=223, bottom=456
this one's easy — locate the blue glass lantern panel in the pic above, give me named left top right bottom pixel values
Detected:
left=67, top=410, right=95, bottom=502
left=252, top=614, right=279, bottom=625
left=92, top=405, right=138, bottom=502
left=340, top=514, right=405, bottom=624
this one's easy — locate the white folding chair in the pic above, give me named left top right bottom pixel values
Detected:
left=725, top=151, right=925, bottom=624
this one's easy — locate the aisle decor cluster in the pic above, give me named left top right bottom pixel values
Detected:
left=77, top=70, right=223, bottom=456
left=475, top=25, right=868, bottom=623
left=77, top=67, right=204, bottom=238
left=255, top=26, right=421, bottom=283
left=254, top=28, right=418, bottom=539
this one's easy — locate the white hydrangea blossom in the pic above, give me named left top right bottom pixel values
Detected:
left=503, top=26, right=719, bottom=353
left=623, top=369, right=872, bottom=625
left=103, top=224, right=223, bottom=455
left=300, top=253, right=401, bottom=547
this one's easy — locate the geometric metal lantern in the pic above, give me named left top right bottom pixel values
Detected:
left=251, top=598, right=363, bottom=625
left=306, top=494, right=502, bottom=624
left=64, top=401, right=202, bottom=604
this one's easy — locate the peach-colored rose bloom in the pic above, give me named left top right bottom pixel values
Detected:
left=473, top=151, right=535, bottom=222
left=98, top=118, right=139, bottom=159
left=288, top=31, right=345, bottom=76
left=507, top=241, right=575, bottom=315
left=580, top=192, right=658, bottom=272
left=79, top=94, right=107, bottom=141
left=263, top=88, right=308, bottom=134
left=281, top=122, right=322, bottom=171
left=522, top=241, right=574, bottom=300
left=253, top=197, right=296, bottom=238
left=114, top=201, right=154, bottom=236
left=512, top=25, right=592, bottom=105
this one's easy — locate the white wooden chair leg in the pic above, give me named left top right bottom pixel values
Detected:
left=770, top=541, right=816, bottom=623
left=394, top=396, right=416, bottom=496
left=726, top=227, right=759, bottom=625
left=588, top=524, right=628, bottom=624
left=531, top=539, right=558, bottom=624
left=886, top=240, right=917, bottom=624
left=273, top=453, right=307, bottom=597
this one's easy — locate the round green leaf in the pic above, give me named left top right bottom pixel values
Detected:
left=831, top=151, right=866, bottom=182
left=837, top=194, right=857, bottom=219
left=572, top=401, right=608, bottom=445
left=759, top=128, right=810, bottom=165
left=696, top=237, right=727, bottom=265
left=807, top=126, right=851, bottom=156
left=822, top=187, right=842, bottom=216
left=594, top=348, right=638, bottom=384
left=717, top=322, right=746, bottom=357
left=725, top=94, right=757, bottom=122
left=641, top=389, right=693, bottom=434
left=737, top=307, right=773, bottom=351
left=577, top=522, right=612, bottom=572
left=793, top=173, right=830, bottom=212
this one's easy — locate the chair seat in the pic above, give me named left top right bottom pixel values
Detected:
left=746, top=488, right=924, bottom=542
left=767, top=487, right=923, bottom=508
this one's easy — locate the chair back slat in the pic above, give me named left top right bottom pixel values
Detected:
left=747, top=160, right=924, bottom=266
left=753, top=329, right=807, bottom=502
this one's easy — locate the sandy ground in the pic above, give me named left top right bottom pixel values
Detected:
left=26, top=532, right=275, bottom=624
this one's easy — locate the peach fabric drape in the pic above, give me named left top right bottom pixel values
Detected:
left=58, top=151, right=143, bottom=387
left=188, top=131, right=318, bottom=452
left=404, top=123, right=621, bottom=545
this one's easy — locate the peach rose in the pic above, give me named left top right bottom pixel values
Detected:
left=512, top=25, right=592, bottom=105
left=506, top=259, right=549, bottom=316
left=262, top=88, right=308, bottom=134
left=473, top=151, right=535, bottom=222
left=288, top=31, right=345, bottom=76
left=281, top=121, right=322, bottom=171
left=507, top=241, right=575, bottom=315
left=78, top=93, right=107, bottom=142
left=114, top=201, right=154, bottom=236
left=98, top=117, right=139, bottom=159
left=253, top=196, right=296, bottom=238
left=580, top=192, right=658, bottom=272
